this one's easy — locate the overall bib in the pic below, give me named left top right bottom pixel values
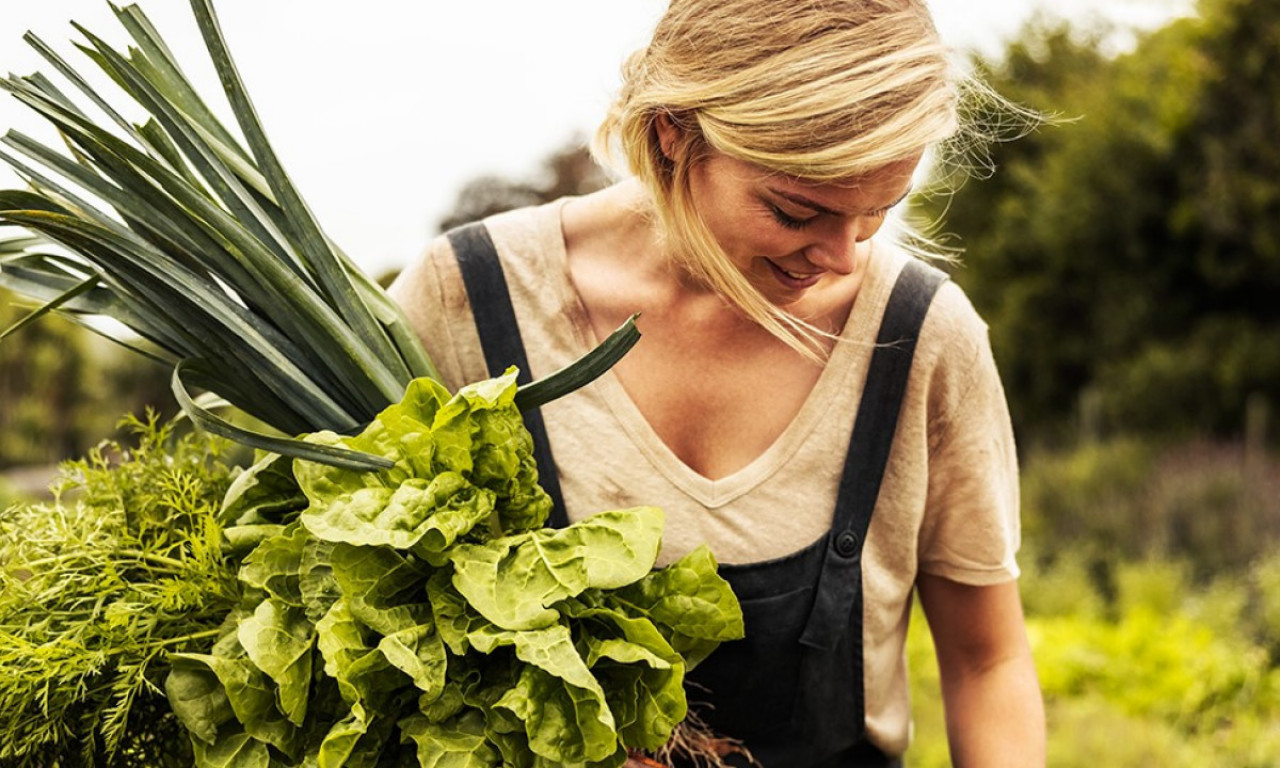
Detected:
left=447, top=223, right=946, bottom=768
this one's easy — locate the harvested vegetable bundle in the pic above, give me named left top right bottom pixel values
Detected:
left=0, top=2, right=743, bottom=767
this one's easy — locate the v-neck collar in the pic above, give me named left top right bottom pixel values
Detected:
left=541, top=199, right=895, bottom=509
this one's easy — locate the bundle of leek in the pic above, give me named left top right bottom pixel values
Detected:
left=0, top=0, right=637, bottom=464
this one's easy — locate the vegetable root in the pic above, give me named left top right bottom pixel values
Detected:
left=628, top=709, right=759, bottom=768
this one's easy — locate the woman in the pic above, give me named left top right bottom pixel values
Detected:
left=390, top=0, right=1045, bottom=765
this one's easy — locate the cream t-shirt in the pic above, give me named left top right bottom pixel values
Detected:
left=388, top=199, right=1021, bottom=756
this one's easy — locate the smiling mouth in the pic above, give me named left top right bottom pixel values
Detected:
left=767, top=260, right=823, bottom=288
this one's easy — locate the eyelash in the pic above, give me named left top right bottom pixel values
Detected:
left=768, top=205, right=811, bottom=230
left=767, top=203, right=892, bottom=231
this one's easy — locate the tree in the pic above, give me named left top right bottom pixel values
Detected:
left=435, top=136, right=609, bottom=232
left=921, top=1, right=1280, bottom=443
left=0, top=286, right=175, bottom=470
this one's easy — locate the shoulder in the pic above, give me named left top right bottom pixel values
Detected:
left=891, top=260, right=1005, bottom=441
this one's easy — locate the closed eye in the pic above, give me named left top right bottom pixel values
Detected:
left=767, top=203, right=813, bottom=231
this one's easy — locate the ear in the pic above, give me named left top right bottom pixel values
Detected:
left=654, top=112, right=681, bottom=160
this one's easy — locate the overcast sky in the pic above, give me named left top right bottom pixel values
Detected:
left=0, top=0, right=1194, bottom=276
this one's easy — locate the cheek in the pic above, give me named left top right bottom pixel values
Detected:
left=711, top=214, right=796, bottom=260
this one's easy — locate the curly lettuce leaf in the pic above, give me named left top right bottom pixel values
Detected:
left=294, top=372, right=553, bottom=553
left=612, top=545, right=745, bottom=667
left=237, top=599, right=314, bottom=727
left=447, top=508, right=664, bottom=631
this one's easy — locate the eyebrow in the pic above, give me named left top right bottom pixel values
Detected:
left=768, top=186, right=913, bottom=216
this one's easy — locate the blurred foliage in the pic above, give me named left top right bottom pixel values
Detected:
left=1, top=287, right=94, bottom=466
left=0, top=287, right=174, bottom=471
left=910, top=435, right=1280, bottom=768
left=435, top=136, right=609, bottom=233
left=0, top=475, right=26, bottom=511
left=1021, top=437, right=1280, bottom=582
left=921, top=0, right=1280, bottom=444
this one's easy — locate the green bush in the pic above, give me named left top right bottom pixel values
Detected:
left=1021, top=437, right=1280, bottom=584
left=908, top=436, right=1280, bottom=767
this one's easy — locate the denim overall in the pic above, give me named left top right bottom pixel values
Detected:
left=448, top=223, right=945, bottom=768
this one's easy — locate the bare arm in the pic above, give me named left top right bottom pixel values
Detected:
left=917, top=574, right=1045, bottom=767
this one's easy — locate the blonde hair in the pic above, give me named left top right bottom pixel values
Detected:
left=594, top=0, right=1000, bottom=359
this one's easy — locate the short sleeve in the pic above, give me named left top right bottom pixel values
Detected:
left=386, top=235, right=487, bottom=393
left=916, top=287, right=1021, bottom=585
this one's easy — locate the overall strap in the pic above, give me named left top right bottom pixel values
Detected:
left=446, top=222, right=569, bottom=528
left=798, top=257, right=947, bottom=729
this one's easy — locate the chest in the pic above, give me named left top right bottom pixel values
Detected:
left=605, top=314, right=828, bottom=480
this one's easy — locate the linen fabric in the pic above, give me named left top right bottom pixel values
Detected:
left=388, top=199, right=1021, bottom=755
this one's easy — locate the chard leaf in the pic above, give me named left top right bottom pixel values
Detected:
left=421, top=683, right=467, bottom=724
left=189, top=725, right=271, bottom=768
left=378, top=621, right=448, bottom=698
left=425, top=569, right=489, bottom=656
left=582, top=637, right=683, bottom=751
left=559, top=600, right=686, bottom=750
left=165, top=655, right=236, bottom=745
left=314, top=600, right=405, bottom=710
left=239, top=524, right=310, bottom=605
left=448, top=508, right=664, bottom=631
left=220, top=451, right=306, bottom=525
left=167, top=649, right=300, bottom=757
left=400, top=709, right=501, bottom=768
left=311, top=704, right=399, bottom=768
left=328, top=543, right=430, bottom=635
left=612, top=545, right=745, bottom=667
left=237, top=599, right=314, bottom=726
left=222, top=524, right=286, bottom=557
left=299, top=537, right=341, bottom=624
left=314, top=709, right=368, bottom=768
left=493, top=664, right=618, bottom=765
left=468, top=622, right=604, bottom=700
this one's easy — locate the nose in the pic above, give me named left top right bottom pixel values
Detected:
left=803, top=216, right=879, bottom=275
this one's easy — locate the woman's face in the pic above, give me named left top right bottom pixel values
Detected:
left=683, top=146, right=921, bottom=307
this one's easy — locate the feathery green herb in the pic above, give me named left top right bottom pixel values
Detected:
left=0, top=413, right=243, bottom=767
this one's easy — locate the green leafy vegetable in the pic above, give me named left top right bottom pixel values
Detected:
left=166, top=374, right=743, bottom=767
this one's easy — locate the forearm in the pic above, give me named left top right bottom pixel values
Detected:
left=939, top=650, right=1045, bottom=767
left=917, top=575, right=1045, bottom=767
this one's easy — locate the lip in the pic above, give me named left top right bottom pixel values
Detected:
left=767, top=259, right=823, bottom=290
